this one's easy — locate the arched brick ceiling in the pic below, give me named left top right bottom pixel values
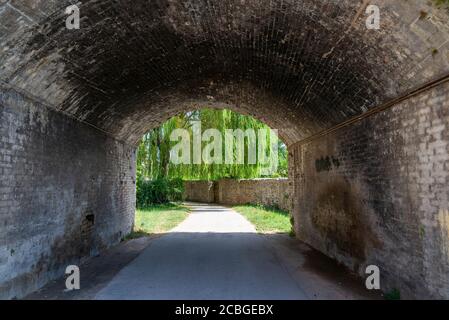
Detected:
left=1, top=0, right=449, bottom=145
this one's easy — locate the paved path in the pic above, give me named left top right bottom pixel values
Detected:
left=95, top=204, right=306, bottom=299
left=94, top=203, right=378, bottom=300
left=27, top=203, right=379, bottom=300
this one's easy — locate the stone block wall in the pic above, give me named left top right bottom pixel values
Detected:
left=1, top=0, right=449, bottom=301
left=183, top=181, right=215, bottom=204
left=184, top=178, right=292, bottom=212
left=291, top=81, right=449, bottom=299
left=216, top=179, right=292, bottom=212
left=0, top=88, right=136, bottom=299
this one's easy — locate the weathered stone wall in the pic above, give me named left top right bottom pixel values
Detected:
left=0, top=88, right=136, bottom=299
left=184, top=179, right=292, bottom=212
left=1, top=0, right=449, bottom=300
left=216, top=179, right=292, bottom=212
left=291, top=81, right=449, bottom=299
left=184, top=181, right=215, bottom=204
left=2, top=1, right=449, bottom=145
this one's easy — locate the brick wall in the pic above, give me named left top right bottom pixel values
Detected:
left=184, top=179, right=292, bottom=212
left=1, top=0, right=449, bottom=300
left=2, top=1, right=449, bottom=146
left=0, top=88, right=136, bottom=299
left=184, top=181, right=215, bottom=204
left=291, top=81, right=449, bottom=299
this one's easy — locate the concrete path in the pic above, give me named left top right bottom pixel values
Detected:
left=94, top=203, right=379, bottom=300
left=95, top=204, right=306, bottom=299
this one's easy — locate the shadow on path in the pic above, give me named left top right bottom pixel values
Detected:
left=25, top=203, right=382, bottom=300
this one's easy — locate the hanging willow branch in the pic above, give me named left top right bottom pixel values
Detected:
left=137, top=109, right=288, bottom=181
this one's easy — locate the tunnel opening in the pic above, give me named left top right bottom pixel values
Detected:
left=135, top=107, right=289, bottom=181
left=131, top=107, right=293, bottom=238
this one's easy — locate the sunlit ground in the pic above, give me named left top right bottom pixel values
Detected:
left=232, top=205, right=292, bottom=235
left=127, top=204, right=190, bottom=239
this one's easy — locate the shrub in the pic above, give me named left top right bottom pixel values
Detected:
left=136, top=177, right=184, bottom=207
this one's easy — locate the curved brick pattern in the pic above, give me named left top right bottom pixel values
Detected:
left=1, top=0, right=449, bottom=144
left=1, top=0, right=449, bottom=299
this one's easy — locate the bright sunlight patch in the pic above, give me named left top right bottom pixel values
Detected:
left=232, top=205, right=292, bottom=234
left=128, top=204, right=190, bottom=239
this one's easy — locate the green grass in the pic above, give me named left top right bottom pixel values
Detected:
left=126, top=203, right=190, bottom=240
left=384, top=289, right=401, bottom=300
left=232, top=204, right=293, bottom=234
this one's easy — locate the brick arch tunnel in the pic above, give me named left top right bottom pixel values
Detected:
left=1, top=0, right=449, bottom=299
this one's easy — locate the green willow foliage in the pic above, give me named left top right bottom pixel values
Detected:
left=137, top=109, right=288, bottom=181
left=434, top=0, right=449, bottom=6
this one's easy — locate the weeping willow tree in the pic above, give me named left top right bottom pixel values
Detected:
left=137, top=109, right=288, bottom=181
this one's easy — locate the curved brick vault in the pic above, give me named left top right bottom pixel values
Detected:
left=1, top=0, right=449, bottom=144
left=1, top=0, right=449, bottom=300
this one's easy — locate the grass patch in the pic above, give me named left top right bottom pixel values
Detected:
left=232, top=204, right=293, bottom=234
left=384, top=289, right=401, bottom=300
left=125, top=203, right=189, bottom=240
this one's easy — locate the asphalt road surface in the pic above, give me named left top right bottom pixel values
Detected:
left=94, top=203, right=377, bottom=300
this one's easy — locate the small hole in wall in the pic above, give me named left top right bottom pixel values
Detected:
left=85, top=214, right=95, bottom=224
left=81, top=213, right=96, bottom=240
